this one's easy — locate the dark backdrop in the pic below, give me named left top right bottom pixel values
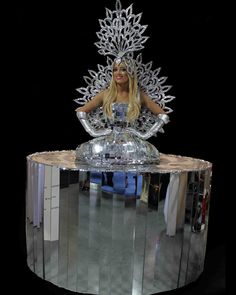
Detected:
left=8, top=1, right=225, bottom=294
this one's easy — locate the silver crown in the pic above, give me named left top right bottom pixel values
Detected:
left=75, top=0, right=175, bottom=138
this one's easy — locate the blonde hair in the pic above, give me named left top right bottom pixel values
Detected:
left=103, top=64, right=140, bottom=121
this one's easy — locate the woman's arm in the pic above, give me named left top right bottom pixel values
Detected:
left=126, top=89, right=169, bottom=139
left=75, top=90, right=112, bottom=137
left=75, top=91, right=105, bottom=113
left=140, top=90, right=165, bottom=114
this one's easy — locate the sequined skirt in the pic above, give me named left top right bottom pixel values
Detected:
left=76, top=131, right=160, bottom=166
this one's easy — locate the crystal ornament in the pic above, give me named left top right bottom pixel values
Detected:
left=95, top=0, right=149, bottom=58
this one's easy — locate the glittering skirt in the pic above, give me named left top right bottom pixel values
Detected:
left=76, top=131, right=160, bottom=167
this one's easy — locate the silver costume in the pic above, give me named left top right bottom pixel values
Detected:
left=76, top=103, right=169, bottom=166
left=75, top=0, right=175, bottom=166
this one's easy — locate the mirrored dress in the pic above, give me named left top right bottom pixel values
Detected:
left=76, top=103, right=160, bottom=167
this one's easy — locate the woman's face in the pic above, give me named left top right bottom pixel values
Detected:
left=113, top=63, right=129, bottom=85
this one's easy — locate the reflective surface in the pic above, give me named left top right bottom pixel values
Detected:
left=26, top=152, right=212, bottom=294
left=76, top=103, right=160, bottom=166
left=27, top=150, right=212, bottom=173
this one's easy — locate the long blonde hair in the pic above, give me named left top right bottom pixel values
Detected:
left=103, top=64, right=141, bottom=121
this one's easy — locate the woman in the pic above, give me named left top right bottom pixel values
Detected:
left=76, top=62, right=165, bottom=118
left=75, top=61, right=169, bottom=166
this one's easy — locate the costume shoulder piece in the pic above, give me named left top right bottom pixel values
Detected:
left=74, top=0, right=175, bottom=138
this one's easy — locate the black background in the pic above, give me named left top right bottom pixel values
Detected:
left=8, top=1, right=225, bottom=294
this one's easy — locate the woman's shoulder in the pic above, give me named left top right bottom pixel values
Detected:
left=139, top=88, right=146, bottom=103
left=92, top=89, right=108, bottom=101
left=98, top=88, right=109, bottom=98
left=139, top=88, right=152, bottom=103
left=139, top=88, right=146, bottom=96
left=102, top=88, right=109, bottom=95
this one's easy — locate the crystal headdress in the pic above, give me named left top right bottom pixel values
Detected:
left=74, top=0, right=175, bottom=139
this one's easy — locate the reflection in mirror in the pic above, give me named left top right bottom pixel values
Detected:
left=26, top=162, right=45, bottom=277
left=26, top=163, right=211, bottom=294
